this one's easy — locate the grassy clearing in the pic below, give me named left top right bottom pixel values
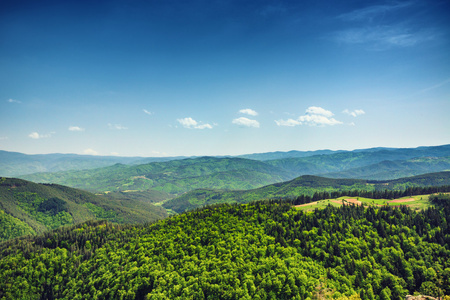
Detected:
left=295, top=194, right=434, bottom=211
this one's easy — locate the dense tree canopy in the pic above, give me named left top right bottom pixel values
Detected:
left=1, top=197, right=449, bottom=299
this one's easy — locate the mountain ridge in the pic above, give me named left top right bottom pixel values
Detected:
left=163, top=171, right=450, bottom=213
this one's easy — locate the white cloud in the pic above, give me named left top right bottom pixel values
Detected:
left=108, top=123, right=128, bottom=130
left=343, top=109, right=365, bottom=117
left=177, top=117, right=213, bottom=129
left=0, top=136, right=8, bottom=140
left=232, top=117, right=260, bottom=128
left=239, top=108, right=258, bottom=116
left=7, top=99, right=21, bottom=104
left=110, top=152, right=120, bottom=156
left=275, top=106, right=343, bottom=127
left=305, top=106, right=334, bottom=117
left=274, top=119, right=301, bottom=127
left=83, top=148, right=98, bottom=155
left=69, top=126, right=85, bottom=132
left=28, top=132, right=53, bottom=139
left=143, top=109, right=153, bottom=115
left=298, top=114, right=342, bottom=126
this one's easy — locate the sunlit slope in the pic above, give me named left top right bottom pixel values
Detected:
left=0, top=177, right=167, bottom=241
left=163, top=171, right=450, bottom=213
left=1, top=200, right=449, bottom=298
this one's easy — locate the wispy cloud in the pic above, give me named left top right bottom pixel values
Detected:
left=232, top=117, right=260, bottom=128
left=338, top=2, right=413, bottom=22
left=7, top=99, right=21, bottom=104
left=239, top=108, right=258, bottom=116
left=334, top=2, right=437, bottom=50
left=143, top=109, right=153, bottom=115
left=108, top=123, right=128, bottom=130
left=177, top=117, right=213, bottom=129
left=29, top=132, right=53, bottom=139
left=420, top=78, right=450, bottom=93
left=343, top=109, right=365, bottom=117
left=83, top=148, right=98, bottom=155
left=0, top=136, right=8, bottom=140
left=334, top=26, right=435, bottom=50
left=69, top=126, right=85, bottom=132
left=275, top=106, right=342, bottom=127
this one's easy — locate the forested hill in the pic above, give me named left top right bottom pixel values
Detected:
left=19, top=157, right=294, bottom=194
left=1, top=199, right=449, bottom=299
left=163, top=172, right=450, bottom=213
left=265, top=144, right=450, bottom=179
left=0, top=177, right=167, bottom=241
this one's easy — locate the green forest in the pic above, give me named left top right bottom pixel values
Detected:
left=1, top=194, right=450, bottom=299
left=1, top=145, right=450, bottom=299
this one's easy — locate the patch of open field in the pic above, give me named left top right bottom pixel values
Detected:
left=295, top=194, right=434, bottom=211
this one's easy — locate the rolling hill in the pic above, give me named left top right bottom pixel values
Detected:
left=0, top=177, right=167, bottom=241
left=163, top=171, right=450, bottom=213
left=19, top=157, right=295, bottom=194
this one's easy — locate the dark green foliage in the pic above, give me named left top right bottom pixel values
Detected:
left=0, top=200, right=449, bottom=299
left=37, top=198, right=67, bottom=215
left=0, top=178, right=167, bottom=241
left=429, top=193, right=450, bottom=206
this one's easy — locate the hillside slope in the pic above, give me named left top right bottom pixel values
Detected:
left=163, top=171, right=450, bottom=213
left=19, top=157, right=294, bottom=194
left=0, top=178, right=167, bottom=241
left=0, top=201, right=449, bottom=299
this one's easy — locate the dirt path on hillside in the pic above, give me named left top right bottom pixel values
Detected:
left=388, top=198, right=415, bottom=203
left=294, top=202, right=318, bottom=208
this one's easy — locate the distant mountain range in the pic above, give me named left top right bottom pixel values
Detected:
left=5, top=144, right=449, bottom=197
left=0, top=150, right=187, bottom=177
left=265, top=145, right=450, bottom=178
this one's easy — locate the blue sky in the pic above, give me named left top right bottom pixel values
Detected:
left=1, top=0, right=449, bottom=157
